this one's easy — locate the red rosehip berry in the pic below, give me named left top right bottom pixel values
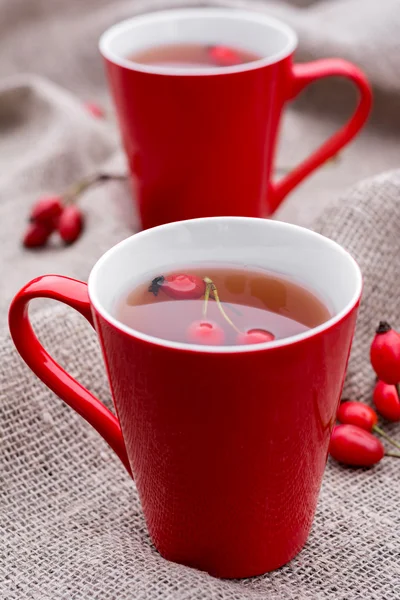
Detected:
left=162, top=274, right=206, bottom=300
left=84, top=102, right=105, bottom=118
left=337, top=401, right=378, bottom=432
left=236, top=328, right=275, bottom=345
left=57, top=205, right=83, bottom=244
left=373, top=380, right=400, bottom=422
left=186, top=320, right=225, bottom=346
left=370, top=321, right=400, bottom=384
left=30, top=195, right=64, bottom=225
left=208, top=45, right=241, bottom=66
left=329, top=424, right=384, bottom=467
left=23, top=222, right=52, bottom=248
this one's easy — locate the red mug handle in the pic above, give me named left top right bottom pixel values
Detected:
left=8, top=275, right=132, bottom=477
left=270, top=58, right=372, bottom=211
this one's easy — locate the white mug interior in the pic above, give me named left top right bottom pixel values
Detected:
left=88, top=217, right=362, bottom=353
left=99, top=8, right=297, bottom=76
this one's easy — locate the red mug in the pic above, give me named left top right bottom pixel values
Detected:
left=9, top=217, right=362, bottom=578
left=100, top=8, right=372, bottom=229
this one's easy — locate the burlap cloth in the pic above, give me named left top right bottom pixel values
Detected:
left=1, top=0, right=400, bottom=598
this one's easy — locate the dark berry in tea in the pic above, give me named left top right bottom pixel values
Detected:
left=128, top=43, right=260, bottom=68
left=115, top=266, right=331, bottom=346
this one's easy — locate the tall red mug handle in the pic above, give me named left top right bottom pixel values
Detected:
left=8, top=275, right=132, bottom=477
left=270, top=58, right=372, bottom=211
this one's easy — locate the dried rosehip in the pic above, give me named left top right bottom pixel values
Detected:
left=370, top=321, right=400, bottom=384
left=162, top=274, right=206, bottom=300
left=329, top=424, right=384, bottom=467
left=30, top=195, right=64, bottom=225
left=186, top=320, right=225, bottom=345
left=57, top=205, right=83, bottom=244
left=208, top=45, right=241, bottom=66
left=23, top=222, right=52, bottom=248
left=373, top=381, right=400, bottom=422
left=84, top=101, right=105, bottom=119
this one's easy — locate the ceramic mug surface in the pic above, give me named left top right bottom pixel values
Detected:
left=9, top=217, right=362, bottom=577
left=100, top=8, right=372, bottom=229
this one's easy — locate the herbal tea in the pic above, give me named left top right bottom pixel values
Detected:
left=128, top=43, right=261, bottom=68
left=115, top=266, right=331, bottom=346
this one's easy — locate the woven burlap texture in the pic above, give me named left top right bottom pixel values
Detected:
left=2, top=0, right=400, bottom=598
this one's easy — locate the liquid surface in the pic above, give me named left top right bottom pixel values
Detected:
left=115, top=266, right=331, bottom=346
left=128, top=43, right=261, bottom=68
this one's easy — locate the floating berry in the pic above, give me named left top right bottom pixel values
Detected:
left=23, top=222, right=52, bottom=248
left=337, top=401, right=378, bottom=432
left=84, top=101, right=105, bottom=119
left=373, top=381, right=400, bottom=422
left=208, top=45, right=241, bottom=66
left=370, top=321, right=400, bottom=384
left=186, top=320, right=225, bottom=345
left=329, top=424, right=384, bottom=467
left=57, top=205, right=83, bottom=244
left=161, top=274, right=206, bottom=300
left=237, top=328, right=275, bottom=345
left=30, top=195, right=64, bottom=225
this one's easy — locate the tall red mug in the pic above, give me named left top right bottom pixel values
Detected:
left=100, top=8, right=372, bottom=229
left=9, top=218, right=362, bottom=578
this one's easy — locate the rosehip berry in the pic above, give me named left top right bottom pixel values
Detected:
left=30, top=195, right=64, bottom=225
left=370, top=321, right=400, bottom=384
left=329, top=424, right=384, bottom=467
left=337, top=401, right=378, bottom=432
left=236, top=328, right=275, bottom=345
left=23, top=222, right=52, bottom=248
left=186, top=320, right=225, bottom=345
left=162, top=274, right=206, bottom=300
left=373, top=380, right=400, bottom=422
left=208, top=45, right=241, bottom=66
left=57, top=205, right=83, bottom=244
left=84, top=102, right=105, bottom=118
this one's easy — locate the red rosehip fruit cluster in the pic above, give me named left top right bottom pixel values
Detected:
left=329, top=320, right=400, bottom=468
left=370, top=321, right=400, bottom=421
left=23, top=195, right=83, bottom=248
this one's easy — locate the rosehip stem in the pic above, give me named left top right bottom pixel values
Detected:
left=203, top=277, right=241, bottom=333
left=65, top=173, right=127, bottom=203
left=373, top=425, right=400, bottom=451
left=385, top=451, right=400, bottom=458
left=221, top=301, right=242, bottom=317
left=203, top=280, right=211, bottom=317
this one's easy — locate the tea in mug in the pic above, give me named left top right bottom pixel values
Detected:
left=128, top=43, right=261, bottom=68
left=115, top=266, right=331, bottom=346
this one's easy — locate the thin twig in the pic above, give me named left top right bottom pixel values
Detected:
left=203, top=281, right=211, bottom=318
left=374, top=425, right=400, bottom=451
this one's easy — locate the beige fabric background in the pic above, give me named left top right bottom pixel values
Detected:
left=1, top=0, right=400, bottom=598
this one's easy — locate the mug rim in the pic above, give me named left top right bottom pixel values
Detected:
left=98, top=8, right=298, bottom=77
left=88, top=217, right=363, bottom=354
